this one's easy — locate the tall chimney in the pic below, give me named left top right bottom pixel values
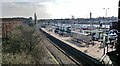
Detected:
left=34, top=13, right=37, bottom=24
left=90, top=12, right=92, bottom=19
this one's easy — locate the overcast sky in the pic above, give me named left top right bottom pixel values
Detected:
left=1, top=0, right=119, bottom=19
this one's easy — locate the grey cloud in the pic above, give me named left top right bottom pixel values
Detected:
left=2, top=2, right=51, bottom=18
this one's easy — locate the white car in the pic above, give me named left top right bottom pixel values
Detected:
left=108, top=29, right=118, bottom=40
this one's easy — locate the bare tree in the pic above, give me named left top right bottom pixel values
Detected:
left=3, top=24, right=41, bottom=54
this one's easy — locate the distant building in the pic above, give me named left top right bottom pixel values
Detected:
left=38, top=16, right=117, bottom=25
left=0, top=18, right=28, bottom=37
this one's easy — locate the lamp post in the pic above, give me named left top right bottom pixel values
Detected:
left=103, top=8, right=109, bottom=32
left=103, top=8, right=109, bottom=54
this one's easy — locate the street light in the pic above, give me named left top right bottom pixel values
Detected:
left=103, top=8, right=109, bottom=32
left=103, top=8, right=109, bottom=54
left=103, top=8, right=109, bottom=17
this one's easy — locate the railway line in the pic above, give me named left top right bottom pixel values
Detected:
left=39, top=28, right=105, bottom=66
left=40, top=29, right=79, bottom=65
left=46, top=35, right=81, bottom=66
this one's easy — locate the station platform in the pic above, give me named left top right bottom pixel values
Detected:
left=41, top=28, right=115, bottom=64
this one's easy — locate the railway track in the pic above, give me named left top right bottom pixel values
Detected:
left=40, top=28, right=105, bottom=66
left=46, top=36, right=81, bottom=66
left=40, top=29, right=80, bottom=66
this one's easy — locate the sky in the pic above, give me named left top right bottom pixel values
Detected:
left=0, top=0, right=119, bottom=19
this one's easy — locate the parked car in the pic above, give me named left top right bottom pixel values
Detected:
left=108, top=29, right=118, bottom=40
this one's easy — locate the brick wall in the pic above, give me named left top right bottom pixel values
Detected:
left=1, top=18, right=27, bottom=37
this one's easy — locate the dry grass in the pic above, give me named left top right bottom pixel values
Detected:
left=2, top=52, right=34, bottom=64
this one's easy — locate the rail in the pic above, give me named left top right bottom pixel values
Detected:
left=39, top=28, right=104, bottom=66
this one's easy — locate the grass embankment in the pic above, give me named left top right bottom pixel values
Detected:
left=2, top=24, right=56, bottom=64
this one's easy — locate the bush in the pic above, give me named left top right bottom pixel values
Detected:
left=2, top=24, right=41, bottom=54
